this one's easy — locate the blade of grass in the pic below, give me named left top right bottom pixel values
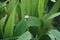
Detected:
left=30, top=0, right=38, bottom=16
left=38, top=0, right=45, bottom=20
left=4, top=0, right=18, bottom=38
left=27, top=16, right=41, bottom=27
left=46, top=0, right=60, bottom=19
left=16, top=3, right=21, bottom=20
left=21, top=0, right=39, bottom=18
left=44, top=0, right=49, bottom=9
left=4, top=11, right=15, bottom=38
left=21, top=0, right=31, bottom=18
left=15, top=13, right=19, bottom=24
left=5, top=0, right=18, bottom=15
left=0, top=15, right=7, bottom=38
left=48, top=33, right=55, bottom=40
left=45, top=0, right=60, bottom=29
left=0, top=15, right=7, bottom=30
left=48, top=29, right=60, bottom=40
left=47, top=12, right=60, bottom=21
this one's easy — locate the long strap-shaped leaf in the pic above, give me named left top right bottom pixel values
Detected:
left=48, top=29, right=60, bottom=40
left=16, top=3, right=21, bottom=20
left=47, top=12, right=60, bottom=21
left=17, top=31, right=32, bottom=40
left=45, top=0, right=60, bottom=29
left=21, top=0, right=31, bottom=18
left=38, top=0, right=45, bottom=20
left=48, top=33, right=55, bottom=40
left=30, top=0, right=38, bottom=16
left=4, top=0, right=18, bottom=38
left=0, top=15, right=7, bottom=38
left=5, top=0, right=18, bottom=15
left=4, top=11, right=15, bottom=38
left=46, top=0, right=60, bottom=19
left=44, top=0, right=48, bottom=9
left=21, top=0, right=38, bottom=18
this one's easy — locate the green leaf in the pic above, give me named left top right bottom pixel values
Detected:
left=16, top=3, right=21, bottom=20
left=17, top=31, right=32, bottom=40
left=0, top=15, right=7, bottom=37
left=47, top=12, right=60, bottom=21
left=27, top=16, right=41, bottom=27
left=46, top=0, right=60, bottom=19
left=21, top=0, right=31, bottom=18
left=15, top=16, right=41, bottom=36
left=15, top=18, right=27, bottom=36
left=30, top=0, right=38, bottom=16
left=15, top=13, right=19, bottom=24
left=21, top=0, right=38, bottom=18
left=0, top=15, right=7, bottom=29
left=44, top=0, right=48, bottom=9
left=4, top=0, right=18, bottom=38
left=48, top=33, right=55, bottom=40
left=38, top=0, right=45, bottom=19
left=4, top=12, right=15, bottom=38
left=0, top=2, right=6, bottom=9
left=5, top=0, right=18, bottom=15
left=48, top=29, right=60, bottom=40
left=45, top=0, right=60, bottom=29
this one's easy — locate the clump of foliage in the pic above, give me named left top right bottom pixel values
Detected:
left=0, top=0, right=60, bottom=40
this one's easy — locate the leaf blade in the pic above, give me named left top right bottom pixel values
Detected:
left=17, top=31, right=32, bottom=40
